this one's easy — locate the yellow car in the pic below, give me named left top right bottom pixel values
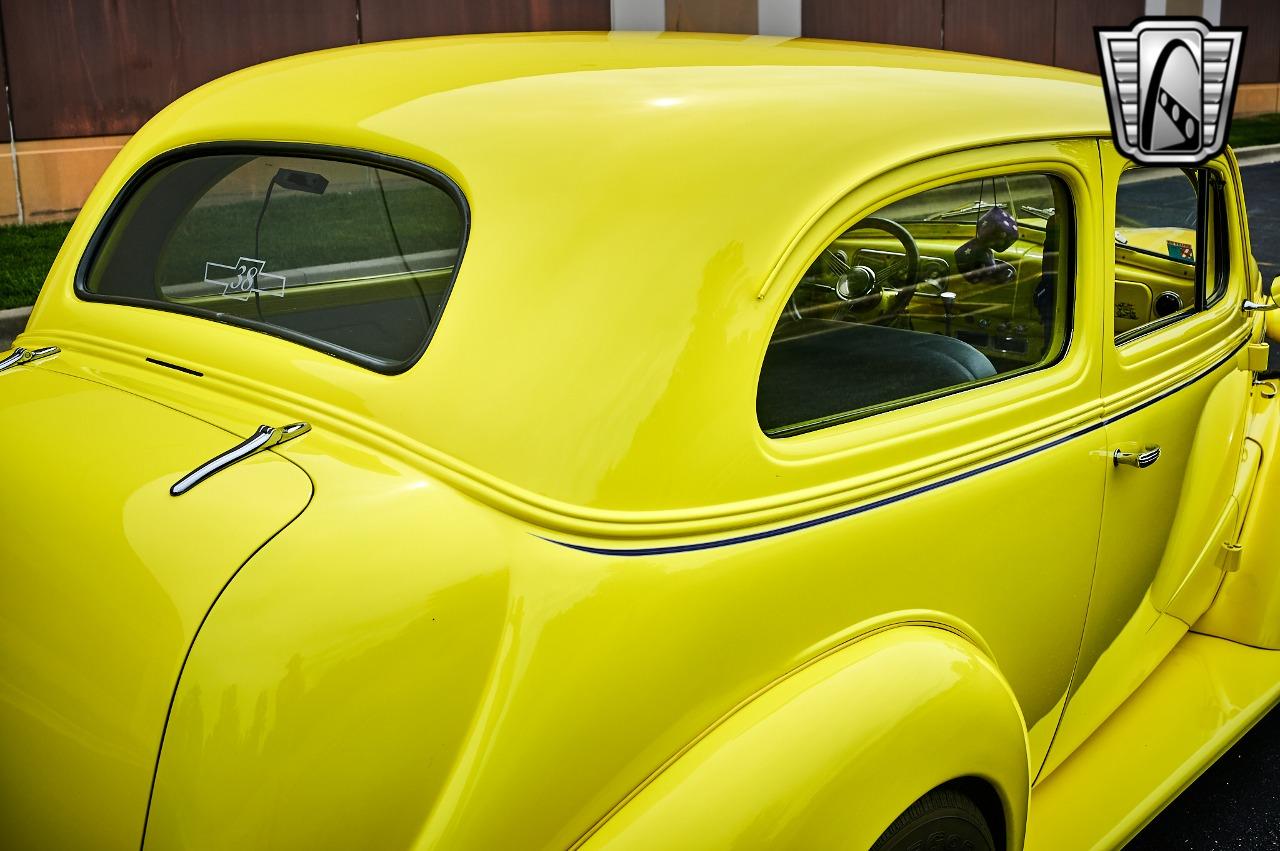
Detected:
left=3, top=31, right=1279, bottom=851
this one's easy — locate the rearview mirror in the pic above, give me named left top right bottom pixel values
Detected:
left=272, top=168, right=328, bottom=195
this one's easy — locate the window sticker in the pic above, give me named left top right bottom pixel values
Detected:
left=1166, top=240, right=1194, bottom=263
left=204, top=256, right=286, bottom=301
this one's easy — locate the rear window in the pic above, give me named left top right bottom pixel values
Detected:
left=81, top=149, right=467, bottom=372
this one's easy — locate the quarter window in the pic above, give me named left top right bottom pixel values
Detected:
left=758, top=173, right=1074, bottom=436
left=1113, top=165, right=1228, bottom=341
left=82, top=151, right=466, bottom=372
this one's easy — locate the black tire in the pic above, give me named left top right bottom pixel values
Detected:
left=870, top=787, right=997, bottom=851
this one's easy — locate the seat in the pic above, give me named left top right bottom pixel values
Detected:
left=757, top=319, right=997, bottom=432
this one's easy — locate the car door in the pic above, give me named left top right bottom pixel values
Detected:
left=1038, top=141, right=1258, bottom=779
left=753, top=141, right=1107, bottom=772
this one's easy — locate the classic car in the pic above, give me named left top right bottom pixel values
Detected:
left=3, top=31, right=1279, bottom=851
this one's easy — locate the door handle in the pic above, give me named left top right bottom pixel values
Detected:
left=171, top=422, right=311, bottom=496
left=1114, top=444, right=1161, bottom=468
left=1243, top=300, right=1279, bottom=313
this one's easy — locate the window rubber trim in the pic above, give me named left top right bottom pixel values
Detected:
left=73, top=141, right=471, bottom=376
left=1204, top=171, right=1230, bottom=308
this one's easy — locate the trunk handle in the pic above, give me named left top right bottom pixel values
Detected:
left=0, top=346, right=59, bottom=374
left=171, top=422, right=311, bottom=496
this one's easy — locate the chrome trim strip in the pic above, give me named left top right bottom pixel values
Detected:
left=170, top=422, right=311, bottom=496
left=542, top=336, right=1250, bottom=556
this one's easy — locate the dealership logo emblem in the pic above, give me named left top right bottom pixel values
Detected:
left=1096, top=18, right=1245, bottom=165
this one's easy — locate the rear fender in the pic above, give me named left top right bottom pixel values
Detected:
left=577, top=625, right=1029, bottom=851
left=1155, top=367, right=1251, bottom=622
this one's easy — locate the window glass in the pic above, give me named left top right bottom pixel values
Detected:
left=83, top=152, right=465, bottom=371
left=758, top=173, right=1073, bottom=436
left=1113, top=166, right=1227, bottom=340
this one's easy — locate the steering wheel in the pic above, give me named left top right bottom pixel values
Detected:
left=787, top=216, right=921, bottom=323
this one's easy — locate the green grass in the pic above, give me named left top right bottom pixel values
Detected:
left=0, top=221, right=72, bottom=310
left=1230, top=113, right=1280, bottom=149
left=0, top=183, right=462, bottom=310
left=154, top=189, right=462, bottom=284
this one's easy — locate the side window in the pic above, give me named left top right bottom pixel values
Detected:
left=757, top=173, right=1074, bottom=437
left=1113, top=166, right=1228, bottom=341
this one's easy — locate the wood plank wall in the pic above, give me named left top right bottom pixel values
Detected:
left=0, top=0, right=1274, bottom=142
left=0, top=0, right=611, bottom=141
left=803, top=0, right=1148, bottom=73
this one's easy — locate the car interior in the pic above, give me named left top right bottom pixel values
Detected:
left=758, top=173, right=1074, bottom=436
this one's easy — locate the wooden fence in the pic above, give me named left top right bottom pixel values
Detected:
left=0, top=0, right=1276, bottom=222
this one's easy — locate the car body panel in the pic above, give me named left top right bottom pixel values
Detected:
left=578, top=627, right=1028, bottom=851
left=5, top=31, right=1280, bottom=851
left=0, top=359, right=311, bottom=851
left=1026, top=630, right=1280, bottom=850
left=142, top=431, right=514, bottom=850
left=142, top=416, right=1094, bottom=850
left=1196, top=387, right=1280, bottom=648
left=1038, top=142, right=1256, bottom=780
left=25, top=33, right=1108, bottom=528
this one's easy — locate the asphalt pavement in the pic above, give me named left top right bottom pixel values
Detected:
left=1240, top=156, right=1280, bottom=283
left=1126, top=156, right=1280, bottom=850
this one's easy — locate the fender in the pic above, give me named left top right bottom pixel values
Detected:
left=1196, top=383, right=1280, bottom=646
left=1154, top=366, right=1251, bottom=623
left=578, top=626, right=1029, bottom=851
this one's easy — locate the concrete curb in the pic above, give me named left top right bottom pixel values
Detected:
left=1235, top=142, right=1280, bottom=167
left=0, top=305, right=32, bottom=344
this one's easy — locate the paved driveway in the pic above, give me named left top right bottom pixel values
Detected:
left=1240, top=157, right=1280, bottom=280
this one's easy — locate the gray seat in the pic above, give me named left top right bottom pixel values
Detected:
left=757, top=319, right=997, bottom=432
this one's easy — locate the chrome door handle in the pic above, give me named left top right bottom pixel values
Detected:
left=171, top=422, right=311, bottom=496
left=1243, top=300, right=1279, bottom=313
left=0, top=345, right=59, bottom=374
left=1114, top=445, right=1161, bottom=468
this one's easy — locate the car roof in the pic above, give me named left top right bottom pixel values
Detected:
left=152, top=31, right=1107, bottom=168
left=95, top=34, right=1112, bottom=518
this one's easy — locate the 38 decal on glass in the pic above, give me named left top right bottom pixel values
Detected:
left=204, top=256, right=287, bottom=301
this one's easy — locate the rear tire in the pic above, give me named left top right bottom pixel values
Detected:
left=870, top=786, right=997, bottom=851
